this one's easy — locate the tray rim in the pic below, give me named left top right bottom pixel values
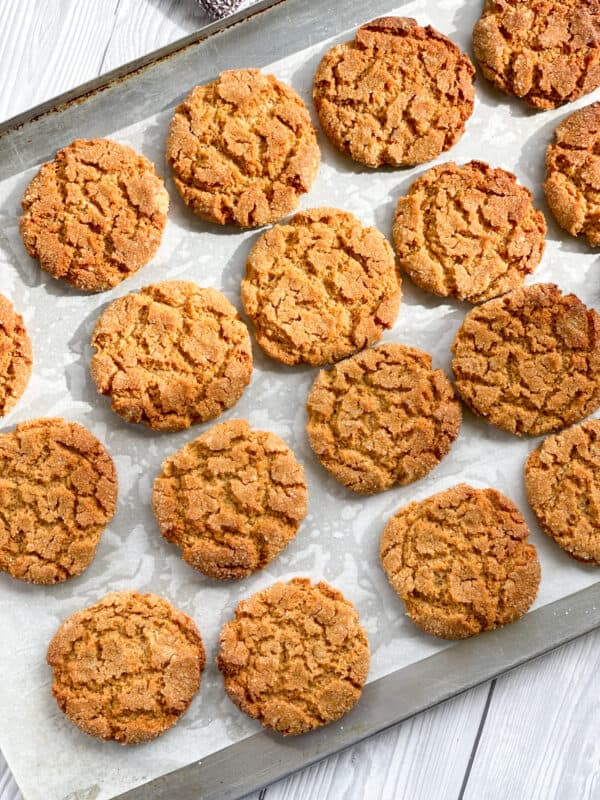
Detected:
left=1, top=1, right=600, bottom=799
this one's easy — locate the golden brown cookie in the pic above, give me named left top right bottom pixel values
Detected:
left=544, top=102, right=600, bottom=246
left=0, top=294, right=32, bottom=417
left=166, top=69, right=320, bottom=227
left=525, top=419, right=600, bottom=563
left=47, top=591, right=205, bottom=744
left=451, top=283, right=600, bottom=436
left=306, top=343, right=461, bottom=494
left=152, top=419, right=307, bottom=579
left=0, top=418, right=117, bottom=584
left=90, top=281, right=253, bottom=431
left=217, top=578, right=369, bottom=736
left=241, top=208, right=401, bottom=366
left=19, top=138, right=169, bottom=292
left=393, top=161, right=546, bottom=303
left=313, top=17, right=475, bottom=168
left=380, top=484, right=541, bottom=639
left=473, top=0, right=600, bottom=110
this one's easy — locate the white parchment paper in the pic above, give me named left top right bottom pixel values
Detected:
left=1, top=2, right=600, bottom=799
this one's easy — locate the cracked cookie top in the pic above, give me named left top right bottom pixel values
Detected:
left=313, top=17, right=475, bottom=168
left=241, top=207, right=401, bottom=366
left=166, top=69, right=320, bottom=227
left=19, top=138, right=169, bottom=292
left=544, top=102, right=600, bottom=246
left=393, top=161, right=546, bottom=303
left=0, top=418, right=117, bottom=584
left=90, top=281, right=253, bottom=431
left=47, top=591, right=205, bottom=744
left=306, top=343, right=461, bottom=494
left=525, top=418, right=600, bottom=563
left=380, top=484, right=541, bottom=639
left=217, top=578, right=369, bottom=736
left=451, top=283, right=600, bottom=436
left=152, top=419, right=307, bottom=579
left=0, top=293, right=32, bottom=417
left=473, top=0, right=600, bottom=110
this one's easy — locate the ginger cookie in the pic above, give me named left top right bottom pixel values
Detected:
left=90, top=281, right=253, bottom=431
left=473, top=0, right=600, bottom=110
left=393, top=161, right=546, bottom=303
left=47, top=591, right=205, bottom=744
left=166, top=69, right=320, bottom=227
left=544, top=102, right=600, bottom=246
left=451, top=283, right=600, bottom=436
left=380, top=484, right=541, bottom=640
left=152, top=419, right=307, bottom=579
left=525, top=419, right=600, bottom=563
left=0, top=418, right=117, bottom=585
left=306, top=343, right=461, bottom=494
left=0, top=293, right=32, bottom=417
left=241, top=208, right=401, bottom=366
left=313, top=17, right=475, bottom=168
left=217, top=578, right=369, bottom=736
left=19, top=138, right=169, bottom=292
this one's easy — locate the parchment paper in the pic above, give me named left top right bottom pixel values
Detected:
left=1, top=2, right=599, bottom=799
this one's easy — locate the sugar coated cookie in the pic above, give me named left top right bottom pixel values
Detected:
left=217, top=578, right=369, bottom=735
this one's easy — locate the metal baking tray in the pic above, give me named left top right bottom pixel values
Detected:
left=1, top=1, right=600, bottom=799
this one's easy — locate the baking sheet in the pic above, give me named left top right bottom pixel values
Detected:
left=1, top=1, right=600, bottom=799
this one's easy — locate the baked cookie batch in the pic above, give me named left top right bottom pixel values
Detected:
left=3, top=8, right=600, bottom=744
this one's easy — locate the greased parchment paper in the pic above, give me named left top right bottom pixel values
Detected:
left=1, top=2, right=599, bottom=799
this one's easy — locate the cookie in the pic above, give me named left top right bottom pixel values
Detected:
left=544, top=102, right=600, bottom=246
left=19, top=138, right=169, bottom=292
left=380, top=484, right=541, bottom=639
left=47, top=591, right=205, bottom=744
left=473, top=1, right=600, bottom=110
left=0, top=294, right=32, bottom=417
left=525, top=419, right=600, bottom=563
left=241, top=208, right=401, bottom=366
left=0, top=418, right=117, bottom=584
left=217, top=578, right=369, bottom=735
left=393, top=161, right=546, bottom=303
left=166, top=69, right=320, bottom=227
left=153, top=419, right=307, bottom=579
left=451, top=283, right=600, bottom=436
left=90, top=281, right=253, bottom=431
left=313, top=17, right=475, bottom=168
left=306, top=343, right=461, bottom=494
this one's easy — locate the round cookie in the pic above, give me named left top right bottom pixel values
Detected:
left=544, top=102, right=600, bottom=246
left=217, top=578, right=370, bottom=736
left=525, top=419, right=600, bottom=563
left=393, top=161, right=546, bottom=303
left=90, top=281, right=253, bottom=431
left=241, top=208, right=401, bottom=366
left=306, top=343, right=461, bottom=494
left=0, top=418, right=117, bottom=584
left=20, top=138, right=169, bottom=292
left=166, top=69, right=320, bottom=227
left=0, top=294, right=32, bottom=417
left=473, top=1, right=600, bottom=110
left=451, top=283, right=600, bottom=436
left=380, top=484, right=541, bottom=639
left=47, top=591, right=205, bottom=744
left=153, top=419, right=307, bottom=579
left=313, top=17, right=475, bottom=168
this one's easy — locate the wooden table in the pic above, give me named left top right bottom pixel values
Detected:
left=1, top=2, right=599, bottom=798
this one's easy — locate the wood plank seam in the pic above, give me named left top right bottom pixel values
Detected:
left=457, top=680, right=497, bottom=800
